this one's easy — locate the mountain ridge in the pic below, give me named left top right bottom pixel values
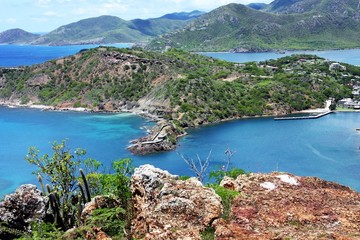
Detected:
left=0, top=28, right=40, bottom=44
left=148, top=0, right=360, bottom=52
left=0, top=11, right=205, bottom=46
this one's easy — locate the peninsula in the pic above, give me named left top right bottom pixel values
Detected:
left=0, top=47, right=357, bottom=154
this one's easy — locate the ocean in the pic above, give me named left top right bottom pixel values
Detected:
left=201, top=49, right=360, bottom=66
left=0, top=107, right=359, bottom=197
left=0, top=43, right=132, bottom=67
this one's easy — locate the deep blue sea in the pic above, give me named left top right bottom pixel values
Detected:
left=0, top=45, right=359, bottom=197
left=201, top=49, right=360, bottom=66
left=0, top=44, right=132, bottom=67
left=0, top=108, right=359, bottom=196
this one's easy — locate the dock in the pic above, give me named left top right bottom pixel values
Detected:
left=274, top=111, right=333, bottom=121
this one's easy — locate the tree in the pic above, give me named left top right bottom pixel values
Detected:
left=179, top=150, right=211, bottom=182
left=329, top=102, right=337, bottom=111
left=25, top=140, right=89, bottom=230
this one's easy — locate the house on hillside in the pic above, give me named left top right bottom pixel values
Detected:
left=329, top=62, right=346, bottom=71
left=338, top=98, right=360, bottom=109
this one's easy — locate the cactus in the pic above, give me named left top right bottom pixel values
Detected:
left=46, top=184, right=66, bottom=230
left=78, top=183, right=87, bottom=205
left=76, top=194, right=84, bottom=226
left=79, top=168, right=91, bottom=202
left=37, top=174, right=46, bottom=195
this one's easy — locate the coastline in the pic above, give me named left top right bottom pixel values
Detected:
left=0, top=100, right=161, bottom=123
left=2, top=99, right=357, bottom=155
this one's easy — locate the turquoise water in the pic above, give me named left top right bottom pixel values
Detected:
left=201, top=49, right=360, bottom=66
left=0, top=107, right=359, bottom=197
left=0, top=43, right=132, bottom=67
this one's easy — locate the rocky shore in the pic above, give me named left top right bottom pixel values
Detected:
left=0, top=98, right=187, bottom=155
left=1, top=165, right=359, bottom=239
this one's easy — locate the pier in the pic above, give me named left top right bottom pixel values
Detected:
left=274, top=111, right=333, bottom=121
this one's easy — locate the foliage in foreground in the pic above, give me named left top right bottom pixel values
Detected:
left=0, top=140, right=247, bottom=239
left=18, top=140, right=133, bottom=239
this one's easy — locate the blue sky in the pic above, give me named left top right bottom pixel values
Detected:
left=0, top=0, right=273, bottom=32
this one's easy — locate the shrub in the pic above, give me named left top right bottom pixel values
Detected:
left=208, top=184, right=239, bottom=220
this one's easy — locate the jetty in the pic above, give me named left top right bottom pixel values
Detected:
left=274, top=111, right=332, bottom=121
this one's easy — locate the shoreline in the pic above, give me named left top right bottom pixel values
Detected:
left=0, top=101, right=161, bottom=122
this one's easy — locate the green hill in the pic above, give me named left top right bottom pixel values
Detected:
left=0, top=47, right=355, bottom=126
left=27, top=12, right=204, bottom=46
left=32, top=16, right=149, bottom=45
left=148, top=0, right=360, bottom=52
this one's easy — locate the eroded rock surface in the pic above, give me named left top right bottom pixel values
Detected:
left=81, top=195, right=121, bottom=222
left=217, top=172, right=360, bottom=239
left=131, top=164, right=223, bottom=240
left=0, top=184, right=47, bottom=237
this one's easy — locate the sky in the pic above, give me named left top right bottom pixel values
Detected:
left=0, top=0, right=273, bottom=33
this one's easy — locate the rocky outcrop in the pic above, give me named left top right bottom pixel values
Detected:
left=131, top=164, right=223, bottom=239
left=128, top=122, right=184, bottom=155
left=0, top=184, right=47, bottom=237
left=27, top=74, right=52, bottom=87
left=216, top=172, right=360, bottom=239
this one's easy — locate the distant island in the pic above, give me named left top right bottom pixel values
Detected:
left=0, top=47, right=358, bottom=154
left=0, top=11, right=204, bottom=46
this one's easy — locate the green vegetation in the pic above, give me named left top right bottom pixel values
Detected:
left=201, top=226, right=215, bottom=240
left=0, top=140, right=248, bottom=239
left=148, top=1, right=360, bottom=52
left=3, top=12, right=202, bottom=45
left=7, top=140, right=134, bottom=239
left=0, top=47, right=356, bottom=129
left=0, top=100, right=260, bottom=236
left=208, top=184, right=240, bottom=220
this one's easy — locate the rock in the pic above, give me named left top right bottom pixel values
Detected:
left=81, top=196, right=121, bottom=222
left=220, top=176, right=236, bottom=190
left=214, top=172, right=360, bottom=239
left=85, top=227, right=112, bottom=240
left=128, top=122, right=184, bottom=155
left=131, top=165, right=223, bottom=240
left=0, top=184, right=47, bottom=237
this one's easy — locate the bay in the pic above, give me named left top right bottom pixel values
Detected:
left=0, top=43, right=132, bottom=67
left=201, top=49, right=360, bottom=66
left=0, top=107, right=359, bottom=197
left=0, top=46, right=360, bottom=197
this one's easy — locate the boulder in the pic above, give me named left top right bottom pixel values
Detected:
left=215, top=172, right=360, bottom=239
left=81, top=196, right=121, bottom=222
left=0, top=184, right=47, bottom=237
left=131, top=164, right=223, bottom=240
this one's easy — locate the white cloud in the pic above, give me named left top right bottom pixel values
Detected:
left=44, top=11, right=59, bottom=17
left=73, top=8, right=87, bottom=15
left=5, top=18, right=17, bottom=23
left=31, top=17, right=50, bottom=23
